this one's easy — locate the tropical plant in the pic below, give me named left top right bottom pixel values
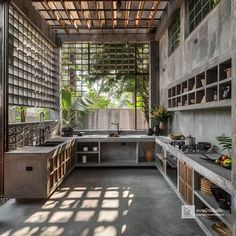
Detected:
left=216, top=136, right=232, bottom=156
left=150, top=105, right=171, bottom=122
left=61, top=87, right=94, bottom=128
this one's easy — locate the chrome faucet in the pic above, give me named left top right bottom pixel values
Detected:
left=110, top=122, right=120, bottom=136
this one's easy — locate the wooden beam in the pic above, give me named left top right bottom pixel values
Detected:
left=61, top=1, right=80, bottom=33
left=58, top=32, right=155, bottom=42
left=44, top=0, right=68, bottom=34
left=94, top=0, right=103, bottom=32
left=147, top=0, right=161, bottom=32
left=124, top=0, right=131, bottom=30
left=78, top=1, right=92, bottom=30
left=135, top=1, right=145, bottom=29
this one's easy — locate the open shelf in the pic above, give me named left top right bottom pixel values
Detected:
left=219, top=59, right=231, bottom=81
left=206, top=66, right=218, bottom=85
left=167, top=59, right=232, bottom=110
left=188, top=77, right=196, bottom=91
left=195, top=190, right=232, bottom=229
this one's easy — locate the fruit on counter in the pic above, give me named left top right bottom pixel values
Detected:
left=221, top=155, right=229, bottom=161
left=215, top=155, right=232, bottom=168
left=223, top=159, right=232, bottom=167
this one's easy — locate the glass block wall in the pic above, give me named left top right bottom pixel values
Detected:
left=8, top=4, right=59, bottom=109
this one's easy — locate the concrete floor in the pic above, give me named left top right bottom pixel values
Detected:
left=0, top=168, right=205, bottom=236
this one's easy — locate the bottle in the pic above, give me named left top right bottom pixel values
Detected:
left=214, top=91, right=217, bottom=101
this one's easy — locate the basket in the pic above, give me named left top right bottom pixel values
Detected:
left=168, top=133, right=183, bottom=140
left=200, top=178, right=214, bottom=196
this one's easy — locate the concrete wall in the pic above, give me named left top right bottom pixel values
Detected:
left=158, top=0, right=232, bottom=143
left=81, top=109, right=148, bottom=130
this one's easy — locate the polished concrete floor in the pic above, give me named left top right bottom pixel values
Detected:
left=0, top=168, right=205, bottom=236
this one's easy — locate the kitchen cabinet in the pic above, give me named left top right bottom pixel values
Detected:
left=179, top=160, right=193, bottom=205
left=4, top=137, right=75, bottom=199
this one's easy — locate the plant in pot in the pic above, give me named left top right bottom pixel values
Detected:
left=150, top=105, right=171, bottom=134
left=61, top=87, right=94, bottom=136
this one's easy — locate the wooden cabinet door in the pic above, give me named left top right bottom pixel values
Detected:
left=178, top=160, right=193, bottom=204
left=186, top=165, right=193, bottom=205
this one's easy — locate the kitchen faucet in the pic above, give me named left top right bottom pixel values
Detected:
left=110, top=122, right=120, bottom=136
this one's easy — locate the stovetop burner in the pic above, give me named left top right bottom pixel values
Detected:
left=169, top=140, right=215, bottom=154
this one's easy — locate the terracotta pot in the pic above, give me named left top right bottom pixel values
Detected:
left=159, top=121, right=166, bottom=131
left=146, top=150, right=154, bottom=162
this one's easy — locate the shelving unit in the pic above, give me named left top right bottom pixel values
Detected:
left=193, top=172, right=232, bottom=231
left=168, top=59, right=232, bottom=111
left=76, top=141, right=100, bottom=164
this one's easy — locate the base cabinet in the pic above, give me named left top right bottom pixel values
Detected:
left=179, top=160, right=193, bottom=205
left=5, top=139, right=75, bottom=199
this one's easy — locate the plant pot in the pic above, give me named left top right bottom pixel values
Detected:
left=159, top=122, right=166, bottom=131
left=146, top=150, right=154, bottom=162
left=147, top=128, right=154, bottom=136
left=61, top=127, right=74, bottom=137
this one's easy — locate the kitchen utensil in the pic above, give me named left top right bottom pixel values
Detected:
left=211, top=186, right=231, bottom=210
left=185, top=135, right=196, bottom=146
left=93, top=147, right=98, bottom=151
left=168, top=133, right=183, bottom=140
left=200, top=178, right=214, bottom=196
left=83, top=147, right=88, bottom=152
left=212, top=222, right=232, bottom=236
left=198, top=142, right=211, bottom=151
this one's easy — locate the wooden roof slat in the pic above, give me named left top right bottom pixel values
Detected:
left=124, top=0, right=131, bottom=32
left=44, top=0, right=68, bottom=34
left=135, top=1, right=145, bottom=28
left=31, top=0, right=167, bottom=35
left=94, top=0, right=103, bottom=31
left=147, top=0, right=161, bottom=31
left=61, top=1, right=79, bottom=33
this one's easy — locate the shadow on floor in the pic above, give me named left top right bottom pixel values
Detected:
left=0, top=168, right=205, bottom=236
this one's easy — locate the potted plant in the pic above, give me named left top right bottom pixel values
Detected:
left=150, top=105, right=171, bottom=132
left=61, top=87, right=94, bottom=136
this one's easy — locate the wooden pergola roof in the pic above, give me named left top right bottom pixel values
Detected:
left=31, top=0, right=168, bottom=35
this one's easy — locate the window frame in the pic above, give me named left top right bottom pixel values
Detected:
left=188, top=0, right=221, bottom=34
left=168, top=9, right=181, bottom=55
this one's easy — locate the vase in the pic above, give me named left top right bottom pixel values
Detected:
left=159, top=122, right=166, bottom=131
left=146, top=150, right=154, bottom=162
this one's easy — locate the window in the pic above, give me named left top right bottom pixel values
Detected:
left=169, top=9, right=181, bottom=54
left=61, top=43, right=149, bottom=130
left=188, top=0, right=221, bottom=33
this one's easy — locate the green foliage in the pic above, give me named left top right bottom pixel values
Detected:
left=216, top=136, right=232, bottom=155
left=61, top=87, right=94, bottom=128
left=150, top=105, right=171, bottom=122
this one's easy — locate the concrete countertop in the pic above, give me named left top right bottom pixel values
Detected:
left=155, top=137, right=232, bottom=193
left=77, top=134, right=156, bottom=142
left=5, top=136, right=76, bottom=154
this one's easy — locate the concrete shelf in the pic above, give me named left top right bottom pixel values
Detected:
left=194, top=190, right=232, bottom=229
left=168, top=59, right=232, bottom=111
